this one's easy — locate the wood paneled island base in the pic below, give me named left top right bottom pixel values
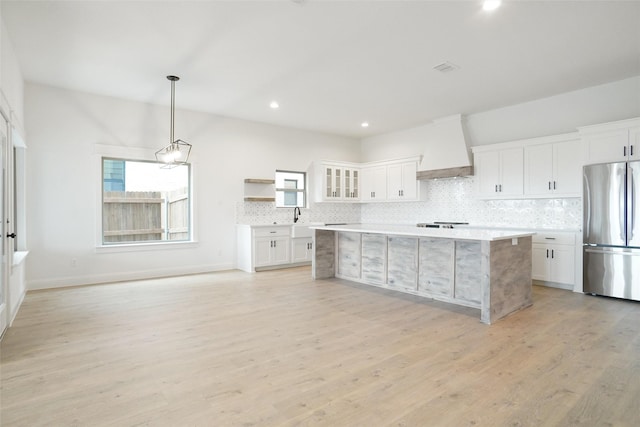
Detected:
left=312, top=225, right=534, bottom=324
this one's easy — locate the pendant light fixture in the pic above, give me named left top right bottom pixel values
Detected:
left=155, top=75, right=191, bottom=168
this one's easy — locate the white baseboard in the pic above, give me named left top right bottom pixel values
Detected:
left=27, top=262, right=235, bottom=291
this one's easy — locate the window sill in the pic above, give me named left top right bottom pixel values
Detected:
left=96, top=240, right=199, bottom=254
left=13, top=251, right=29, bottom=266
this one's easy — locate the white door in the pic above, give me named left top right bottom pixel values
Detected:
left=271, top=236, right=290, bottom=265
left=531, top=245, right=551, bottom=281
left=553, top=139, right=582, bottom=195
left=524, top=144, right=553, bottom=196
left=474, top=151, right=501, bottom=196
left=499, top=147, right=524, bottom=196
left=549, top=245, right=575, bottom=285
left=0, top=117, right=6, bottom=336
left=254, top=237, right=273, bottom=268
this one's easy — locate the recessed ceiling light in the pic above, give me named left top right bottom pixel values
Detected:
left=361, top=122, right=369, bottom=128
left=269, top=101, right=279, bottom=109
left=483, top=0, right=501, bottom=11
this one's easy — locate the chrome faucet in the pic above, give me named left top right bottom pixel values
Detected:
left=293, top=207, right=301, bottom=223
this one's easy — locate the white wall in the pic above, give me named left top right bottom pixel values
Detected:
left=25, top=83, right=360, bottom=289
left=1, top=17, right=24, bottom=130
left=360, top=75, right=640, bottom=161
left=1, top=16, right=26, bottom=329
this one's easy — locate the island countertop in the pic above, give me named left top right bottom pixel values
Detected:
left=310, top=223, right=535, bottom=242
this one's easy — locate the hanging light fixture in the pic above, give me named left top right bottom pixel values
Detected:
left=155, top=75, right=191, bottom=168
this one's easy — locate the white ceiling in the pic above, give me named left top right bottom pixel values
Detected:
left=2, top=0, right=640, bottom=138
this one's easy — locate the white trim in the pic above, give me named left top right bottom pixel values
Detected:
left=27, top=262, right=234, bottom=291
left=96, top=240, right=199, bottom=254
left=12, top=251, right=28, bottom=266
left=94, top=144, right=196, bottom=249
left=471, top=132, right=580, bottom=153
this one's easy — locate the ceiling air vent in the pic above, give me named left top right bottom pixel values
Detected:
left=433, top=61, right=459, bottom=73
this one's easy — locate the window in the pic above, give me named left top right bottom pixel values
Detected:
left=275, top=170, right=305, bottom=208
left=101, top=158, right=191, bottom=244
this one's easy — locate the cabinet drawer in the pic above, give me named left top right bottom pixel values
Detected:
left=532, top=232, right=575, bottom=245
left=253, top=227, right=291, bottom=237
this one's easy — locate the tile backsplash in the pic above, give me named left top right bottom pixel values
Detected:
left=237, top=177, right=582, bottom=230
left=236, top=200, right=361, bottom=225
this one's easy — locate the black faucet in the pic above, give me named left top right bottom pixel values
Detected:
left=293, top=207, right=301, bottom=223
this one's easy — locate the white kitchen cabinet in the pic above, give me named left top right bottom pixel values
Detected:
left=579, top=118, right=640, bottom=165
left=309, top=161, right=360, bottom=203
left=291, top=238, right=313, bottom=263
left=532, top=232, right=575, bottom=289
left=254, top=236, right=289, bottom=268
left=524, top=136, right=581, bottom=197
left=387, top=161, right=418, bottom=200
left=360, top=166, right=387, bottom=201
left=474, top=147, right=523, bottom=199
left=236, top=225, right=291, bottom=272
left=360, top=157, right=422, bottom=203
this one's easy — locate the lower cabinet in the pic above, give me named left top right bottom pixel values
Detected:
left=333, top=233, right=484, bottom=308
left=532, top=232, right=576, bottom=288
left=361, top=233, right=387, bottom=285
left=418, top=238, right=454, bottom=296
left=291, top=237, right=313, bottom=263
left=454, top=241, right=482, bottom=305
left=237, top=225, right=292, bottom=272
left=337, top=232, right=361, bottom=280
left=254, top=235, right=290, bottom=268
left=387, top=236, right=418, bottom=290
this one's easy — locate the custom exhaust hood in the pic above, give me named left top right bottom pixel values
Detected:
left=416, top=114, right=473, bottom=180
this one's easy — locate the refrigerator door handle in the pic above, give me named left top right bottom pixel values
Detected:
left=630, top=163, right=636, bottom=242
left=583, top=173, right=591, bottom=240
left=584, top=248, right=640, bottom=256
left=620, top=174, right=626, bottom=242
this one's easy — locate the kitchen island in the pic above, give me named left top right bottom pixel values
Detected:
left=311, top=224, right=535, bottom=324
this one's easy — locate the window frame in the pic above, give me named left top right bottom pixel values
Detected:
left=96, top=148, right=195, bottom=250
left=275, top=170, right=306, bottom=208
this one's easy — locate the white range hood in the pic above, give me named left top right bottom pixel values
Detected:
left=416, top=114, right=473, bottom=180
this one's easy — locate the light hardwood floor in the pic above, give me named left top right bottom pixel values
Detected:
left=1, top=267, right=639, bottom=426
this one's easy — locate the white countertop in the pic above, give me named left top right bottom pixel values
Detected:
left=310, top=223, right=535, bottom=242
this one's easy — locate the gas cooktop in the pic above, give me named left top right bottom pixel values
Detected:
left=416, top=222, right=469, bottom=229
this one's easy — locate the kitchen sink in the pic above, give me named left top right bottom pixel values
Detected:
left=291, top=223, right=320, bottom=238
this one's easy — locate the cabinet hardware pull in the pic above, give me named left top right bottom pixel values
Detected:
left=548, top=181, right=551, bottom=190
left=632, top=145, right=634, bottom=156
left=624, top=146, right=627, bottom=157
left=553, top=181, right=556, bottom=190
left=495, top=184, right=498, bottom=192
left=546, top=249, right=549, bottom=258
left=499, top=184, right=502, bottom=192
left=551, top=249, right=554, bottom=259
left=545, top=237, right=556, bottom=240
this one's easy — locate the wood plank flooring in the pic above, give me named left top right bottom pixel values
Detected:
left=1, top=266, right=639, bottom=426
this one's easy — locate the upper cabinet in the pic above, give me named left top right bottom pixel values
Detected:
left=473, top=132, right=586, bottom=200
left=309, top=161, right=360, bottom=203
left=473, top=146, right=523, bottom=199
left=361, top=165, right=387, bottom=202
left=360, top=157, right=423, bottom=203
left=387, top=161, right=418, bottom=200
left=312, top=157, right=422, bottom=203
left=579, top=118, right=640, bottom=165
left=524, top=134, right=581, bottom=198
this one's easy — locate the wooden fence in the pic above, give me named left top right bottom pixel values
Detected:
left=103, top=189, right=189, bottom=243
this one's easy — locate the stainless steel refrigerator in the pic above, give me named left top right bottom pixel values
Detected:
left=583, top=161, right=640, bottom=301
